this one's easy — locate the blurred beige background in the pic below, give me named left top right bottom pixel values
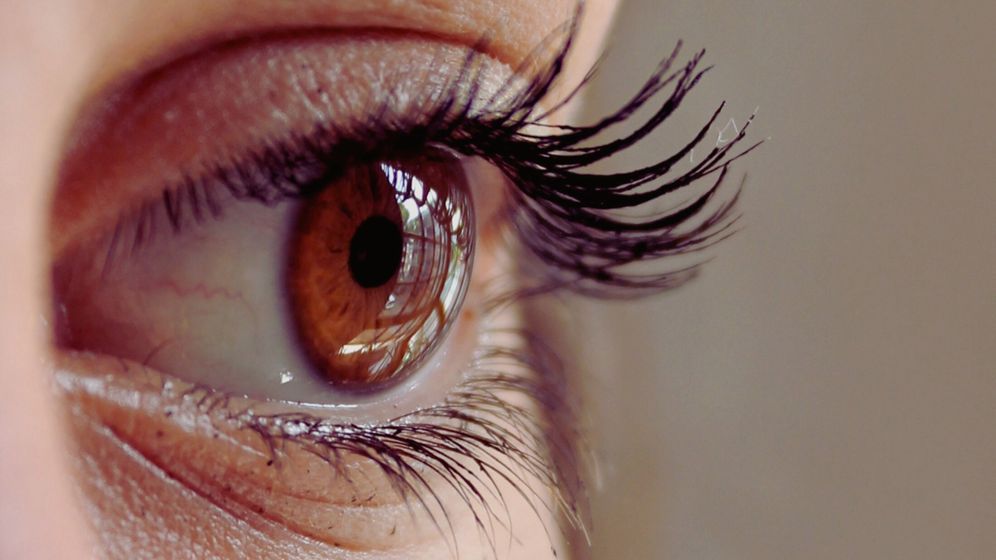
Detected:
left=574, top=1, right=996, bottom=558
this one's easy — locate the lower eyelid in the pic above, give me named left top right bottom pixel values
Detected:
left=54, top=284, right=580, bottom=554
left=57, top=353, right=461, bottom=551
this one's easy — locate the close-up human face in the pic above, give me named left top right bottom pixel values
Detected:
left=2, top=1, right=757, bottom=558
left=3, top=2, right=994, bottom=560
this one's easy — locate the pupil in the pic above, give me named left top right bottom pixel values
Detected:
left=348, top=215, right=403, bottom=288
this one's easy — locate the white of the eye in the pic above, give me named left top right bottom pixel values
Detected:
left=114, top=199, right=337, bottom=402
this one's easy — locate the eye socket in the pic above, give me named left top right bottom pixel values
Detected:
left=47, top=34, right=553, bottom=552
left=46, top=24, right=753, bottom=556
left=287, top=157, right=475, bottom=392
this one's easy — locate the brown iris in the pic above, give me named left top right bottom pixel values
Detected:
left=287, top=158, right=474, bottom=391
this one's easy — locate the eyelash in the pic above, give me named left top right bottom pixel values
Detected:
left=92, top=27, right=757, bottom=553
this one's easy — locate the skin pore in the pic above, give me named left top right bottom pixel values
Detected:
left=0, top=1, right=618, bottom=559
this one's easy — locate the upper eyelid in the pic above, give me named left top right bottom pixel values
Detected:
left=51, top=2, right=585, bottom=259
left=50, top=34, right=524, bottom=259
left=73, top=0, right=581, bottom=124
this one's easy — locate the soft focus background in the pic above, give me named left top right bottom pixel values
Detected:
left=574, top=1, right=995, bottom=558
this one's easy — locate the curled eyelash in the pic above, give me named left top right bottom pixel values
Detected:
left=452, top=33, right=763, bottom=296
left=118, top=22, right=759, bottom=297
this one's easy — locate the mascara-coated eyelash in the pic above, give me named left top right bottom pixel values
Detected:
left=121, top=30, right=759, bottom=298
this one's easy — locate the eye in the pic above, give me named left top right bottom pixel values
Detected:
left=56, top=152, right=478, bottom=402
left=49, top=26, right=756, bottom=558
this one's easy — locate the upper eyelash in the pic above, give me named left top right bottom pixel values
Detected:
left=479, top=38, right=762, bottom=296
left=115, top=26, right=759, bottom=297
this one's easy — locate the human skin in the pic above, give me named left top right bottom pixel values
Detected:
left=0, top=1, right=618, bottom=559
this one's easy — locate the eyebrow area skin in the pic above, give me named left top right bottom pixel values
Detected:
left=0, top=1, right=620, bottom=559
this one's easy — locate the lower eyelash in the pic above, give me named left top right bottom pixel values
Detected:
left=67, top=20, right=759, bottom=554
left=173, top=292, right=584, bottom=556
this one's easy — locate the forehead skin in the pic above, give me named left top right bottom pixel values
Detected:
left=0, top=0, right=618, bottom=559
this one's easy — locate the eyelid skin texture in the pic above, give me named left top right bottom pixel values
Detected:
left=56, top=292, right=573, bottom=558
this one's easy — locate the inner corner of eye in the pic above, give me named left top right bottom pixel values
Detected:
left=52, top=147, right=484, bottom=410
